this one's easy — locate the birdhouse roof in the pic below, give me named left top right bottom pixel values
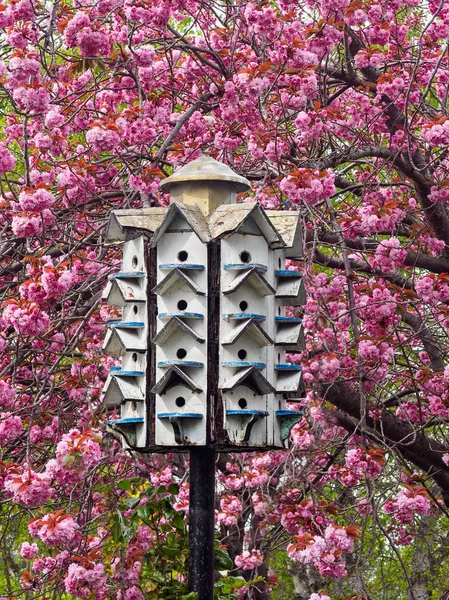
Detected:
left=105, top=208, right=168, bottom=243
left=159, top=155, right=251, bottom=193
left=265, top=210, right=303, bottom=258
left=149, top=202, right=211, bottom=246
left=209, top=203, right=284, bottom=247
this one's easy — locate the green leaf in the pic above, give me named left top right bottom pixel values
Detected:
left=162, top=546, right=180, bottom=557
left=181, top=593, right=198, bottom=600
left=111, top=518, right=123, bottom=543
left=214, top=548, right=234, bottom=571
left=168, top=483, right=180, bottom=495
left=172, top=513, right=187, bottom=533
left=117, top=479, right=132, bottom=491
left=125, top=496, right=141, bottom=509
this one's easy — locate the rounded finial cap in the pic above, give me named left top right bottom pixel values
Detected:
left=160, top=156, right=251, bottom=193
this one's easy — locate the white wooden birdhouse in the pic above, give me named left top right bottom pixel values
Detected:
left=102, top=156, right=306, bottom=451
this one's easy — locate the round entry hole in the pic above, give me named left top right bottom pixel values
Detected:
left=177, top=299, right=188, bottom=311
left=176, top=348, right=187, bottom=359
left=237, top=349, right=247, bottom=360
left=178, top=250, right=188, bottom=262
left=133, top=304, right=138, bottom=314
left=132, top=255, right=138, bottom=268
left=132, top=352, right=138, bottom=362
left=175, top=396, right=186, bottom=407
left=238, top=398, right=248, bottom=409
left=239, top=300, right=248, bottom=312
left=278, top=257, right=282, bottom=269
left=240, top=251, right=251, bottom=264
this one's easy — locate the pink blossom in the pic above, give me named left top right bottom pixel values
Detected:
left=0, top=413, right=22, bottom=446
left=0, top=143, right=16, bottom=173
left=2, top=302, right=50, bottom=336
left=383, top=488, right=431, bottom=524
left=0, top=381, right=16, bottom=408
left=234, top=549, right=263, bottom=570
left=217, top=495, right=242, bottom=526
left=19, top=541, right=39, bottom=559
left=4, top=465, right=54, bottom=506
left=86, top=126, right=120, bottom=152
left=28, top=511, right=79, bottom=546
left=11, top=209, right=56, bottom=237
left=64, top=562, right=108, bottom=598
left=18, top=189, right=54, bottom=211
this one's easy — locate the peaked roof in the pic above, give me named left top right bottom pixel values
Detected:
left=152, top=317, right=205, bottom=345
left=221, top=366, right=275, bottom=395
left=266, top=210, right=303, bottom=258
left=275, top=276, right=306, bottom=305
left=152, top=268, right=205, bottom=296
left=275, top=370, right=305, bottom=396
left=275, top=322, right=305, bottom=349
left=209, top=203, right=284, bottom=247
left=105, top=208, right=168, bottom=243
left=103, top=376, right=144, bottom=406
left=149, top=202, right=210, bottom=246
left=221, top=319, right=273, bottom=347
left=223, top=268, right=275, bottom=296
left=152, top=365, right=202, bottom=394
left=104, top=277, right=146, bottom=306
left=102, top=328, right=146, bottom=357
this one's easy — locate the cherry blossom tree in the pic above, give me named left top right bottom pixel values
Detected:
left=2, top=0, right=449, bottom=597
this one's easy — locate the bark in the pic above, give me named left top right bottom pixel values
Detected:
left=322, top=380, right=449, bottom=507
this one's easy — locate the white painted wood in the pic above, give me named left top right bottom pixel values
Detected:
left=154, top=225, right=208, bottom=446
left=122, top=237, right=146, bottom=273
left=224, top=385, right=268, bottom=446
left=155, top=385, right=207, bottom=445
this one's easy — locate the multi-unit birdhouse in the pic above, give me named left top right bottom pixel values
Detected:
left=102, top=156, right=306, bottom=451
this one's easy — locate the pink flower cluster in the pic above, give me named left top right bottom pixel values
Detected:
left=416, top=275, right=449, bottom=304
left=280, top=169, right=336, bottom=206
left=383, top=487, right=431, bottom=525
left=64, top=562, right=108, bottom=598
left=217, top=495, right=242, bottom=526
left=234, top=549, right=263, bottom=571
left=4, top=464, right=54, bottom=506
left=369, top=237, right=407, bottom=271
left=0, top=142, right=16, bottom=173
left=28, top=511, right=79, bottom=546
left=2, top=301, right=50, bottom=336
left=0, top=413, right=22, bottom=446
left=46, top=428, right=102, bottom=484
left=287, top=524, right=357, bottom=578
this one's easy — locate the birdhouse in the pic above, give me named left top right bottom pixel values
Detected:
left=102, top=156, right=306, bottom=451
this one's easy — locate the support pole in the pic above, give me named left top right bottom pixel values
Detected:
left=188, top=446, right=216, bottom=599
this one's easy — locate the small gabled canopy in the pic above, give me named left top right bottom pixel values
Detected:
left=276, top=370, right=305, bottom=396
left=105, top=208, right=168, bottom=243
left=149, top=202, right=210, bottom=247
left=102, top=328, right=146, bottom=357
left=103, top=377, right=144, bottom=407
left=275, top=321, right=305, bottom=350
left=105, top=277, right=146, bottom=306
left=152, top=268, right=205, bottom=297
left=223, top=268, right=275, bottom=297
left=266, top=210, right=303, bottom=259
left=221, top=366, right=275, bottom=395
left=209, top=203, right=284, bottom=248
left=152, top=365, right=202, bottom=395
left=221, top=319, right=273, bottom=347
left=152, top=317, right=205, bottom=346
left=276, top=276, right=306, bottom=306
